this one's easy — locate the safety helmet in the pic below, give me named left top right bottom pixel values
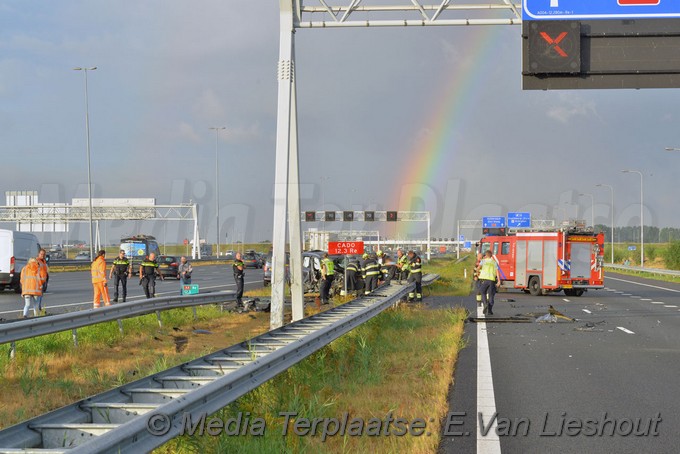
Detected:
left=376, top=250, right=383, bottom=256
left=362, top=253, right=369, bottom=259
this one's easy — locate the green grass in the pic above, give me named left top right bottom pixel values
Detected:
left=157, top=305, right=467, bottom=454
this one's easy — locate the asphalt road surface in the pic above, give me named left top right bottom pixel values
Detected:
left=440, top=271, right=680, bottom=454
left=0, top=264, right=264, bottom=320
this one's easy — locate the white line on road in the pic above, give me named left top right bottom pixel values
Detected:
left=651, top=302, right=665, bottom=305
left=621, top=293, right=632, bottom=296
left=0, top=280, right=261, bottom=316
left=641, top=298, right=652, bottom=301
left=629, top=296, right=642, bottom=299
left=617, top=327, right=635, bottom=335
left=563, top=298, right=571, bottom=302
left=606, top=276, right=680, bottom=293
left=477, top=305, right=501, bottom=454
left=582, top=309, right=591, bottom=314
left=664, top=305, right=678, bottom=308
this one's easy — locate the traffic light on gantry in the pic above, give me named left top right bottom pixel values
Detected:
left=325, top=211, right=336, bottom=222
left=364, top=211, right=375, bottom=222
left=387, top=211, right=398, bottom=222
left=305, top=211, right=316, bottom=222
left=343, top=211, right=354, bottom=222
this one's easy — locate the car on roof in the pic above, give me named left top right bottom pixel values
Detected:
left=157, top=255, right=180, bottom=279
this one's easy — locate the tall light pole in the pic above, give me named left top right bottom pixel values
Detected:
left=578, top=193, right=594, bottom=228
left=595, top=184, right=615, bottom=264
left=210, top=127, right=226, bottom=258
left=621, top=169, right=644, bottom=266
left=74, top=66, right=97, bottom=260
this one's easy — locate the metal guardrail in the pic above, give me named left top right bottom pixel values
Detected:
left=606, top=264, right=680, bottom=278
left=0, top=291, right=236, bottom=353
left=0, top=275, right=438, bottom=453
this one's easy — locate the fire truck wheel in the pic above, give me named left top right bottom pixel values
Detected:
left=574, top=289, right=584, bottom=297
left=528, top=276, right=541, bottom=296
left=564, top=289, right=574, bottom=297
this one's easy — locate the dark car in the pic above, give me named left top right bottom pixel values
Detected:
left=158, top=255, right=180, bottom=279
left=74, top=251, right=91, bottom=261
left=242, top=252, right=262, bottom=269
left=301, top=251, right=348, bottom=296
left=263, top=252, right=290, bottom=287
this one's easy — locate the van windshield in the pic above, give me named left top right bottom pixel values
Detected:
left=121, top=241, right=148, bottom=259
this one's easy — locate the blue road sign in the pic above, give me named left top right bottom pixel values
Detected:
left=523, top=0, right=680, bottom=20
left=458, top=235, right=465, bottom=242
left=464, top=241, right=472, bottom=249
left=628, top=245, right=637, bottom=251
left=482, top=216, right=506, bottom=229
left=507, top=212, right=531, bottom=228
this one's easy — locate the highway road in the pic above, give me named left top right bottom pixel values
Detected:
left=0, top=264, right=265, bottom=320
left=440, top=271, right=680, bottom=453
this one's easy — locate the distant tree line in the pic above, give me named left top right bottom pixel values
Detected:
left=594, top=225, right=680, bottom=244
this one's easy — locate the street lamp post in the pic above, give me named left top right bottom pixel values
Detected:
left=73, top=66, right=97, bottom=260
left=621, top=169, right=644, bottom=266
left=578, top=193, right=594, bottom=228
left=210, top=127, right=226, bottom=258
left=595, top=184, right=615, bottom=264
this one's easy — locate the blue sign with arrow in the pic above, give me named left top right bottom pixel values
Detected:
left=507, top=212, right=531, bottom=228
left=523, top=0, right=680, bottom=20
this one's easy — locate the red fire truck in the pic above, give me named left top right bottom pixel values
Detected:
left=478, top=224, right=605, bottom=297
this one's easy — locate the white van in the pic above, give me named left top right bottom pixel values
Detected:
left=0, top=229, right=42, bottom=293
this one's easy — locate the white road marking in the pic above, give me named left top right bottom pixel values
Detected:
left=617, top=327, right=635, bottom=335
left=641, top=298, right=652, bottom=301
left=563, top=298, right=571, bottom=302
left=582, top=309, right=591, bottom=314
left=477, top=305, right=502, bottom=454
left=0, top=280, right=261, bottom=316
left=651, top=302, right=665, bottom=305
left=606, top=276, right=680, bottom=293
left=664, top=305, right=678, bottom=308
left=621, top=293, right=632, bottom=296
left=629, top=296, right=642, bottom=299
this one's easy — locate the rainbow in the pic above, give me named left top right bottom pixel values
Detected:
left=392, top=26, right=507, bottom=238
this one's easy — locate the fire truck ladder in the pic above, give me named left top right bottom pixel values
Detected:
left=0, top=276, right=437, bottom=453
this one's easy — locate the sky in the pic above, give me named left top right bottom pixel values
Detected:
left=2, top=0, right=680, bottom=246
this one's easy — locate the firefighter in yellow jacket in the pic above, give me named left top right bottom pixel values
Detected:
left=91, top=250, right=110, bottom=308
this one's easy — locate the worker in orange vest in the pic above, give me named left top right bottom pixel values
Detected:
left=91, top=250, right=110, bottom=308
left=36, top=248, right=49, bottom=314
left=20, top=258, right=42, bottom=318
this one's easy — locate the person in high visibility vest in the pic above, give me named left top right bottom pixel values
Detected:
left=109, top=250, right=131, bottom=302
left=233, top=252, right=245, bottom=307
left=20, top=258, right=42, bottom=318
left=477, top=250, right=499, bottom=315
left=362, top=253, right=381, bottom=294
left=345, top=259, right=360, bottom=296
left=320, top=252, right=335, bottom=304
left=139, top=252, right=163, bottom=299
left=396, top=248, right=409, bottom=283
left=36, top=248, right=49, bottom=314
left=407, top=250, right=422, bottom=302
left=91, top=250, right=110, bottom=308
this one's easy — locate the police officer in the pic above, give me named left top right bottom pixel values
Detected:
left=407, top=250, right=422, bottom=302
left=109, top=250, right=131, bottom=302
left=139, top=252, right=163, bottom=298
left=362, top=253, right=381, bottom=294
left=345, top=259, right=360, bottom=296
left=233, top=252, right=245, bottom=307
left=319, top=252, right=335, bottom=304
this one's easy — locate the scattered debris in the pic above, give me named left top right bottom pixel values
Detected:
left=173, top=336, right=188, bottom=353
left=192, top=329, right=213, bottom=335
